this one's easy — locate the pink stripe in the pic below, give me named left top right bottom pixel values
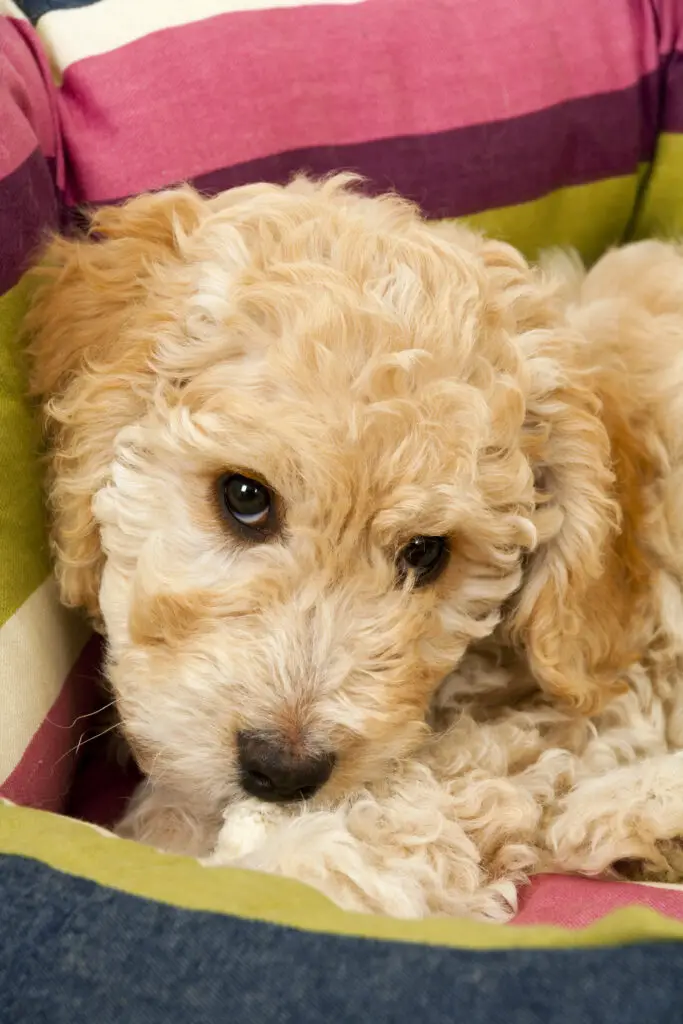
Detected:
left=654, top=0, right=683, bottom=58
left=0, top=636, right=101, bottom=813
left=58, top=0, right=658, bottom=203
left=1, top=18, right=60, bottom=178
left=515, top=874, right=683, bottom=928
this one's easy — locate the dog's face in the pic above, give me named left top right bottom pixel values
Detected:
left=28, top=178, right=618, bottom=814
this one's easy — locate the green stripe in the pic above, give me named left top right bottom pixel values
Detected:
left=0, top=279, right=50, bottom=628
left=629, top=133, right=683, bottom=241
left=2, top=803, right=683, bottom=949
left=455, top=170, right=648, bottom=265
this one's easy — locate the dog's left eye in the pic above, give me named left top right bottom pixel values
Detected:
left=397, top=536, right=449, bottom=588
left=217, top=473, right=274, bottom=537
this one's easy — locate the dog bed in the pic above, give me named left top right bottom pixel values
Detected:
left=3, top=1, right=683, bottom=1017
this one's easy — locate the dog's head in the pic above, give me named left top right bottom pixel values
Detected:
left=27, top=177, right=620, bottom=813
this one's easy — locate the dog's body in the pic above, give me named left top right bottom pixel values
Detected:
left=26, top=177, right=683, bottom=919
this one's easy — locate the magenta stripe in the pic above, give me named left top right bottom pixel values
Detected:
left=0, top=635, right=101, bottom=813
left=57, top=0, right=659, bottom=204
left=2, top=17, right=60, bottom=168
left=515, top=874, right=683, bottom=928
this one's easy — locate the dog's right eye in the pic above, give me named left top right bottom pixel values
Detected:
left=396, top=535, right=449, bottom=588
left=217, top=473, right=275, bottom=539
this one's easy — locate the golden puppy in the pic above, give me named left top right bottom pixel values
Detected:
left=27, top=177, right=683, bottom=918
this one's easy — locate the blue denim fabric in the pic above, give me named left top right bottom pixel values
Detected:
left=1, top=854, right=683, bottom=1024
left=12, top=0, right=94, bottom=22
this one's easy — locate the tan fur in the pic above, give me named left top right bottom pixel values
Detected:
left=26, top=177, right=683, bottom=918
left=27, top=188, right=207, bottom=619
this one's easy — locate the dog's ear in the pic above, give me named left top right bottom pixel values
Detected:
left=26, top=187, right=206, bottom=621
left=474, top=237, right=646, bottom=714
left=508, top=367, right=630, bottom=714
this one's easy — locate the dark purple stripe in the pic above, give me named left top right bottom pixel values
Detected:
left=663, top=51, right=683, bottom=132
left=0, top=147, right=58, bottom=295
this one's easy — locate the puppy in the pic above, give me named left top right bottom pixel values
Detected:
left=26, top=176, right=683, bottom=919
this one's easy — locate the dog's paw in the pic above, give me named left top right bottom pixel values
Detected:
left=614, top=838, right=683, bottom=884
left=203, top=801, right=287, bottom=865
left=116, top=781, right=220, bottom=857
left=545, top=753, right=683, bottom=877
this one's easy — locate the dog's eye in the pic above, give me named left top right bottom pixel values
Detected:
left=397, top=536, right=449, bottom=588
left=217, top=473, right=274, bottom=537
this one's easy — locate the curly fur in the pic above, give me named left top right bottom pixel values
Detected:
left=26, top=177, right=683, bottom=920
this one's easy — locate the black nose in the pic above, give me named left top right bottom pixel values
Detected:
left=237, top=731, right=335, bottom=803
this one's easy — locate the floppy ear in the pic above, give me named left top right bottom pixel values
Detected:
left=26, top=187, right=207, bottom=621
left=475, top=237, right=646, bottom=714
left=508, top=363, right=633, bottom=714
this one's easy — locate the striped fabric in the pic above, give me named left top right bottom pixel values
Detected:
left=5, top=0, right=683, bottom=258
left=3, top=801, right=683, bottom=1023
left=0, top=16, right=92, bottom=809
left=3, top=0, right=683, bottom=938
left=4, top=800, right=683, bottom=938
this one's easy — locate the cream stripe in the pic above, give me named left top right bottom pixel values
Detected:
left=0, top=1, right=28, bottom=19
left=632, top=879, right=683, bottom=893
left=0, top=578, right=90, bottom=784
left=38, top=0, right=367, bottom=70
